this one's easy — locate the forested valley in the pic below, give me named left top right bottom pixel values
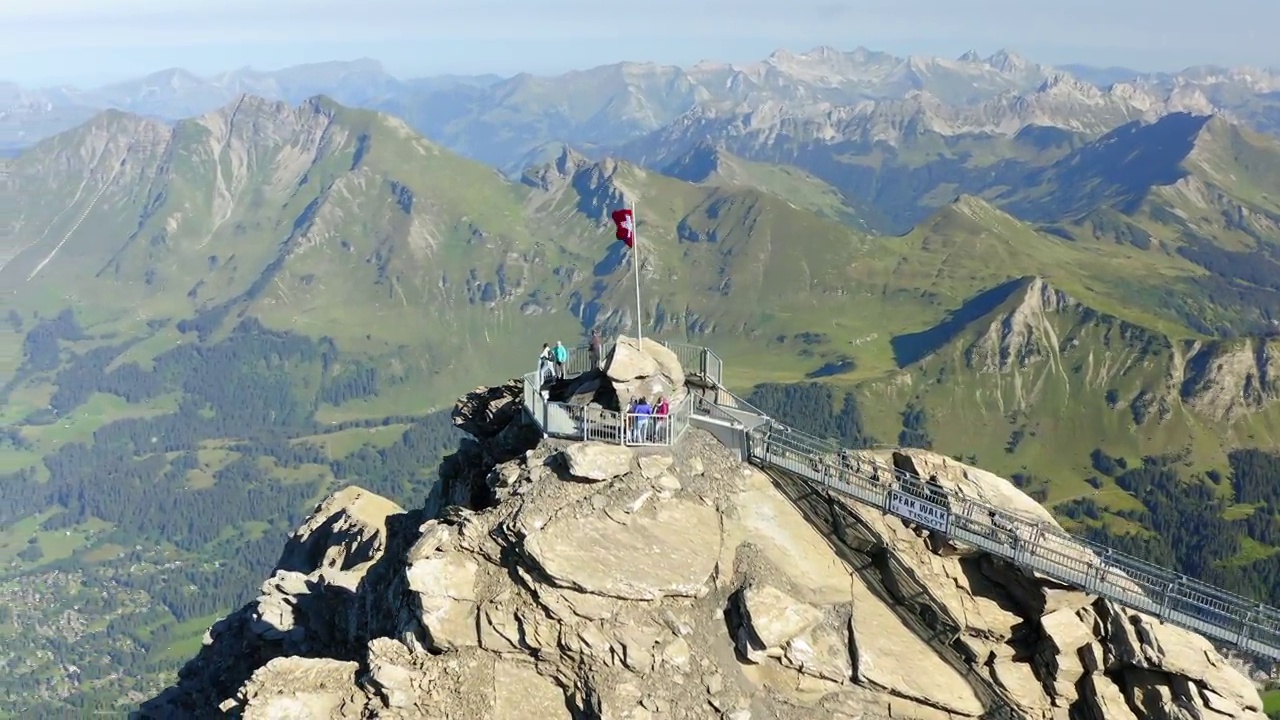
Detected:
left=0, top=310, right=464, bottom=715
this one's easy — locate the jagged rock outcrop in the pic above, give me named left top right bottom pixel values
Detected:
left=139, top=343, right=1267, bottom=720
left=1180, top=338, right=1280, bottom=422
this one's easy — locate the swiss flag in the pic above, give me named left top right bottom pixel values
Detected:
left=611, top=209, right=635, bottom=248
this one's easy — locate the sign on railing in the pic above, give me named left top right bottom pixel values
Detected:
left=888, top=489, right=952, bottom=534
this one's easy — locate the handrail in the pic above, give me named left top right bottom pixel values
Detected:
left=521, top=364, right=693, bottom=448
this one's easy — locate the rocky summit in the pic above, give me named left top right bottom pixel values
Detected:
left=138, top=343, right=1266, bottom=720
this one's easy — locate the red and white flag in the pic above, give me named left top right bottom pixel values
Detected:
left=611, top=208, right=635, bottom=248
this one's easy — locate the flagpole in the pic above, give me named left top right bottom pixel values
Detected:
left=631, top=200, right=643, bottom=344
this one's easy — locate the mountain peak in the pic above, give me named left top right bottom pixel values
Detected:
left=917, top=194, right=1028, bottom=237
left=554, top=144, right=592, bottom=174
left=338, top=57, right=385, bottom=73
left=519, top=143, right=593, bottom=190
left=986, top=49, right=1029, bottom=74
left=193, top=93, right=309, bottom=132
left=1035, top=71, right=1095, bottom=96
left=949, top=193, right=1002, bottom=215
left=519, top=148, right=640, bottom=215
left=806, top=45, right=843, bottom=59
left=958, top=50, right=982, bottom=63
left=661, top=141, right=728, bottom=183
left=115, top=67, right=205, bottom=91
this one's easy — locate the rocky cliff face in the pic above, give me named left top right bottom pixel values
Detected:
left=139, top=364, right=1267, bottom=719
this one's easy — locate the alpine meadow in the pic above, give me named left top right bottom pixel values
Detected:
left=6, top=46, right=1280, bottom=714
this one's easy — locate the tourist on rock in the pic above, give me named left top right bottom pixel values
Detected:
left=632, top=397, right=653, bottom=443
left=589, top=329, right=603, bottom=370
left=553, top=340, right=569, bottom=379
left=538, top=343, right=554, bottom=386
left=653, top=395, right=670, bottom=442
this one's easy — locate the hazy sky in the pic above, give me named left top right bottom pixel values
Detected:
left=2, top=0, right=1276, bottom=86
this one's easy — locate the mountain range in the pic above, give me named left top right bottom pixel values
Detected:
left=4, top=47, right=1280, bottom=173
left=7, top=91, right=1280, bottom=480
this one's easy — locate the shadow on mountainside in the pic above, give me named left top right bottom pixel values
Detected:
left=889, top=277, right=1031, bottom=368
left=759, top=466, right=1025, bottom=719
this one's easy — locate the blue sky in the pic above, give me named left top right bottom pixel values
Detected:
left=2, top=0, right=1277, bottom=87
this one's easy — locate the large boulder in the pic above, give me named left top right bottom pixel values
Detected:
left=605, top=337, right=659, bottom=381
left=248, top=487, right=406, bottom=648
left=276, top=487, right=404, bottom=583
left=638, top=338, right=686, bottom=388
left=406, top=521, right=482, bottom=651
left=604, top=335, right=687, bottom=407
left=522, top=497, right=722, bottom=600
left=561, top=442, right=634, bottom=481
left=237, top=657, right=365, bottom=718
left=734, top=583, right=825, bottom=661
left=144, top=405, right=1268, bottom=720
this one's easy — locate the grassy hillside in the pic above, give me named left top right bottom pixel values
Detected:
left=660, top=141, right=880, bottom=229
left=855, top=275, right=1280, bottom=488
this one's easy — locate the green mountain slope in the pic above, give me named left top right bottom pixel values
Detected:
left=4, top=95, right=938, bottom=432
left=660, top=141, right=879, bottom=230
left=860, top=274, right=1280, bottom=483
left=2, top=97, right=572, bottom=395
left=516, top=148, right=903, bottom=382
left=1007, top=114, right=1280, bottom=222
left=1008, top=114, right=1280, bottom=335
left=632, top=112, right=1280, bottom=339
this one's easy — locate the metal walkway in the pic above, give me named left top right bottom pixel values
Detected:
left=523, top=340, right=1280, bottom=659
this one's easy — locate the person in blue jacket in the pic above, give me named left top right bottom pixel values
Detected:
left=553, top=340, right=569, bottom=379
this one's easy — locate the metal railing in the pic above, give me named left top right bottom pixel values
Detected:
left=557, top=340, right=615, bottom=378
left=740, top=418, right=1280, bottom=659
left=662, top=341, right=724, bottom=386
left=622, top=396, right=692, bottom=446
left=521, top=352, right=693, bottom=448
left=689, top=391, right=742, bottom=425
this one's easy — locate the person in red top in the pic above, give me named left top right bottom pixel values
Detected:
left=653, top=395, right=670, bottom=443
